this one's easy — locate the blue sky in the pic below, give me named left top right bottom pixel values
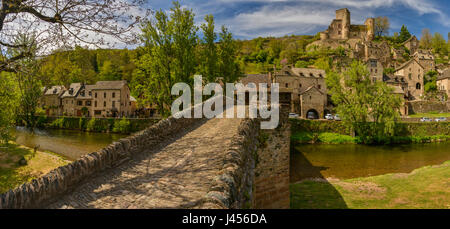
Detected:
left=145, top=0, right=449, bottom=41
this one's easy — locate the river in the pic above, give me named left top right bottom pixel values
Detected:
left=14, top=127, right=128, bottom=161
left=291, top=142, right=450, bottom=182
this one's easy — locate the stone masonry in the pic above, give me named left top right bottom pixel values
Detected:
left=0, top=102, right=290, bottom=209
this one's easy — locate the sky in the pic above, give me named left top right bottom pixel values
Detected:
left=144, top=0, right=450, bottom=41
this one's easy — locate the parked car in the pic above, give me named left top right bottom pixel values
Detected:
left=334, top=114, right=341, bottom=121
left=435, top=117, right=447, bottom=122
left=288, top=113, right=299, bottom=119
left=307, top=111, right=319, bottom=119
left=325, top=114, right=334, bottom=120
left=420, top=117, right=432, bottom=122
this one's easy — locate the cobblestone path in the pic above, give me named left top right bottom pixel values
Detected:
left=45, top=115, right=243, bottom=209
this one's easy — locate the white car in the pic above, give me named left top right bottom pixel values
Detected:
left=325, top=114, right=334, bottom=120
left=420, top=117, right=432, bottom=122
left=288, top=113, right=299, bottom=118
left=334, top=114, right=341, bottom=121
left=435, top=117, right=447, bottom=122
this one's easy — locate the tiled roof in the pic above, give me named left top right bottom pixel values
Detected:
left=60, top=83, right=82, bottom=98
left=437, top=68, right=450, bottom=80
left=395, top=58, right=424, bottom=71
left=44, top=85, right=65, bottom=96
left=276, top=66, right=326, bottom=78
left=240, top=74, right=271, bottom=86
left=92, top=80, right=127, bottom=90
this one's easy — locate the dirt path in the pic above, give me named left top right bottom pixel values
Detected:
left=45, top=115, right=243, bottom=209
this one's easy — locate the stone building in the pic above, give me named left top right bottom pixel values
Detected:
left=41, top=85, right=65, bottom=116
left=273, top=66, right=327, bottom=118
left=60, top=83, right=82, bottom=116
left=394, top=58, right=425, bottom=100
left=41, top=80, right=133, bottom=118
left=91, top=80, right=132, bottom=118
left=437, top=68, right=450, bottom=98
left=367, top=59, right=384, bottom=82
left=402, top=36, right=419, bottom=55
left=319, top=8, right=374, bottom=42
left=299, top=86, right=326, bottom=119
left=413, top=49, right=435, bottom=73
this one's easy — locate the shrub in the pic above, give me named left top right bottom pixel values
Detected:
left=113, top=118, right=131, bottom=134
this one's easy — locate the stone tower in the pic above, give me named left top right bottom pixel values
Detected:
left=365, top=18, right=375, bottom=41
left=336, top=8, right=350, bottom=39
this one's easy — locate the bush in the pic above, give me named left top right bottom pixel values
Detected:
left=113, top=118, right=131, bottom=134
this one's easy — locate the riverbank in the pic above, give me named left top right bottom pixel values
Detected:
left=0, top=142, right=70, bottom=194
left=290, top=160, right=450, bottom=209
left=17, top=116, right=160, bottom=134
left=290, top=119, right=450, bottom=145
left=291, top=131, right=450, bottom=144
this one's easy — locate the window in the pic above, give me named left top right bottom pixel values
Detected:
left=416, top=83, right=421, bottom=90
left=408, top=73, right=412, bottom=80
left=318, top=85, right=321, bottom=89
left=112, top=92, right=115, bottom=98
left=299, top=84, right=302, bottom=88
left=86, top=101, right=91, bottom=106
left=95, top=110, right=101, bottom=115
left=77, top=101, right=82, bottom=106
left=112, top=101, right=115, bottom=108
left=95, top=101, right=97, bottom=107
left=285, top=83, right=288, bottom=87
left=375, top=69, right=378, bottom=73
left=95, top=92, right=97, bottom=98
left=104, top=101, right=106, bottom=107
left=104, top=92, right=106, bottom=98
left=129, top=102, right=131, bottom=106
left=89, top=91, right=92, bottom=96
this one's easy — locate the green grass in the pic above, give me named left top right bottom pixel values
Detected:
left=291, top=131, right=356, bottom=144
left=291, top=160, right=450, bottom=209
left=0, top=142, right=69, bottom=194
left=409, top=112, right=450, bottom=118
left=291, top=131, right=450, bottom=145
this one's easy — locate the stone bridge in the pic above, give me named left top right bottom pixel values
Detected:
left=0, top=105, right=290, bottom=209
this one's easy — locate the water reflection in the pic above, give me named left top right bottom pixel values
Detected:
left=291, top=142, right=450, bottom=182
left=14, top=127, right=128, bottom=161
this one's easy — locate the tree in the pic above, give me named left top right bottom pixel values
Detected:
left=326, top=61, right=402, bottom=143
left=420, top=29, right=432, bottom=49
left=0, top=72, right=19, bottom=144
left=199, top=15, right=218, bottom=83
left=218, top=26, right=241, bottom=83
left=171, top=1, right=198, bottom=86
left=0, top=0, right=149, bottom=73
left=374, top=16, right=390, bottom=37
left=431, top=32, right=448, bottom=57
left=398, top=25, right=412, bottom=43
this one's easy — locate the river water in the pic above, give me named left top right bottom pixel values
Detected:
left=291, top=142, right=450, bottom=182
left=14, top=127, right=128, bottom=161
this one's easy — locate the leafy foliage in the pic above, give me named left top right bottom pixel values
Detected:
left=326, top=61, right=402, bottom=143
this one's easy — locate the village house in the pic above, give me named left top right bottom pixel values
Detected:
left=60, top=83, right=82, bottom=116
left=413, top=49, right=435, bottom=73
left=437, top=68, right=450, bottom=99
left=367, top=59, right=384, bottom=82
left=91, top=80, right=132, bottom=118
left=41, top=80, right=134, bottom=118
left=393, top=58, right=425, bottom=100
left=401, top=36, right=419, bottom=55
left=273, top=66, right=328, bottom=118
left=240, top=67, right=328, bottom=119
left=41, top=85, right=65, bottom=116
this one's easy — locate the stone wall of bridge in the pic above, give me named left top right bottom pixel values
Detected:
left=1, top=101, right=291, bottom=209
left=0, top=115, right=205, bottom=209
